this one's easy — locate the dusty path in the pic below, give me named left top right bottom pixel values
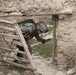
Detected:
left=0, top=54, right=66, bottom=75
left=32, top=55, right=66, bottom=75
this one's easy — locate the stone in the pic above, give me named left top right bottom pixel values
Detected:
left=67, top=67, right=76, bottom=75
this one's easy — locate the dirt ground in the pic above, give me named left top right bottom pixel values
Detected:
left=0, top=54, right=66, bottom=75
left=32, top=55, right=66, bottom=75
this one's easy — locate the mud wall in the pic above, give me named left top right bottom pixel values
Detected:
left=56, top=0, right=76, bottom=70
left=0, top=0, right=76, bottom=70
left=0, top=0, right=62, bottom=14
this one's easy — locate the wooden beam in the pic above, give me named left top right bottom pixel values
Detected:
left=0, top=54, right=18, bottom=60
left=52, top=15, right=59, bottom=63
left=0, top=26, right=16, bottom=32
left=0, top=47, right=26, bottom=55
left=1, top=60, right=33, bottom=71
left=0, top=39, right=22, bottom=46
left=0, top=20, right=14, bottom=25
left=0, top=54, right=29, bottom=63
left=13, top=40, right=22, bottom=46
left=0, top=33, right=20, bottom=40
left=0, top=11, right=72, bottom=17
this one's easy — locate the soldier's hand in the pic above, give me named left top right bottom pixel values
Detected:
left=45, top=38, right=51, bottom=42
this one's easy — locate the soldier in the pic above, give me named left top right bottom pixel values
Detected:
left=15, top=19, right=51, bottom=62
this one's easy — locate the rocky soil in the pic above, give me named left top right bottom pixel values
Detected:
left=0, top=54, right=66, bottom=75
left=32, top=55, right=66, bottom=75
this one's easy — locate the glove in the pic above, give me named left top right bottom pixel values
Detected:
left=43, top=39, right=45, bottom=44
left=45, top=38, right=51, bottom=42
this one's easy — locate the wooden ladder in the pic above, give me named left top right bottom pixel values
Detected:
left=0, top=20, right=39, bottom=75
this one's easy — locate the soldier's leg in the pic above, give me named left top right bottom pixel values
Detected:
left=26, top=41, right=32, bottom=54
left=14, top=45, right=24, bottom=62
left=14, top=41, right=32, bottom=62
left=16, top=45, right=24, bottom=57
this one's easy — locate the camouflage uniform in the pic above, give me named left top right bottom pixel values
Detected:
left=16, top=19, right=46, bottom=59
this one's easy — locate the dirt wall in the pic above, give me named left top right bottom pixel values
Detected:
left=0, top=0, right=76, bottom=71
left=0, top=0, right=52, bottom=14
left=56, top=0, right=76, bottom=71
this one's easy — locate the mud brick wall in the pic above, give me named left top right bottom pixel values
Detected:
left=0, top=0, right=76, bottom=70
left=56, top=0, right=76, bottom=70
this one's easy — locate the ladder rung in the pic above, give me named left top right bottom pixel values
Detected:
left=0, top=20, right=14, bottom=25
left=1, top=60, right=33, bottom=71
left=0, top=39, right=23, bottom=46
left=13, top=40, right=23, bottom=46
left=0, top=33, right=20, bottom=40
left=0, top=54, right=29, bottom=63
left=0, top=26, right=16, bottom=31
left=0, top=47, right=26, bottom=55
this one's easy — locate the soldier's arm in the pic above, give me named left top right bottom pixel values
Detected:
left=35, top=34, right=45, bottom=44
left=35, top=33, right=51, bottom=44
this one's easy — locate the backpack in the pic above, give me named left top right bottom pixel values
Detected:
left=19, top=23, right=36, bottom=35
left=18, top=23, right=36, bottom=40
